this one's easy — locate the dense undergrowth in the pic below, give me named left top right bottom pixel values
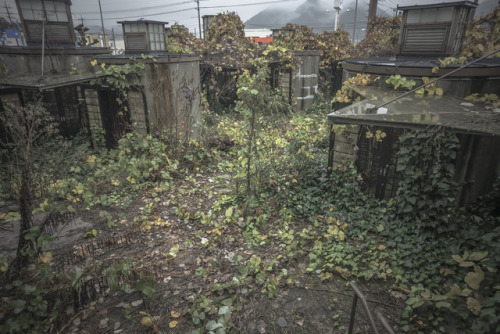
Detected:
left=1, top=89, right=499, bottom=333
left=1, top=8, right=500, bottom=329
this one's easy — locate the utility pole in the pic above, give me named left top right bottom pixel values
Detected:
left=112, top=28, right=116, bottom=54
left=333, top=0, right=342, bottom=32
left=98, top=0, right=106, bottom=47
left=368, top=0, right=378, bottom=23
left=352, top=0, right=358, bottom=43
left=4, top=2, right=13, bottom=24
left=196, top=0, right=202, bottom=39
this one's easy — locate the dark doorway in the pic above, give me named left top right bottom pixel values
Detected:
left=97, top=90, right=131, bottom=148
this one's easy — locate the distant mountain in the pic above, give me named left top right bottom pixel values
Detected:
left=245, top=0, right=498, bottom=38
left=245, top=0, right=390, bottom=39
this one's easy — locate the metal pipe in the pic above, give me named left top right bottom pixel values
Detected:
left=349, top=282, right=379, bottom=334
left=348, top=292, right=358, bottom=334
left=376, top=311, right=396, bottom=334
left=368, top=47, right=500, bottom=113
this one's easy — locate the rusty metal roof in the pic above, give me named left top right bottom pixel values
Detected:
left=327, top=86, right=500, bottom=136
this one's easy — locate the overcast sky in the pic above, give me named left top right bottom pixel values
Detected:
left=0, top=0, right=495, bottom=37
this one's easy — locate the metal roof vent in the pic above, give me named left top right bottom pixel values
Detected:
left=16, top=0, right=76, bottom=46
left=118, top=20, right=168, bottom=54
left=397, top=1, right=477, bottom=57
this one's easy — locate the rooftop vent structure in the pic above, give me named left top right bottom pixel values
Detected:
left=118, top=20, right=168, bottom=53
left=397, top=1, right=477, bottom=57
left=16, top=0, right=76, bottom=46
left=202, top=15, right=215, bottom=41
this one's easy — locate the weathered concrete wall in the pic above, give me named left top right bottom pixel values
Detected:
left=143, top=59, right=201, bottom=139
left=331, top=125, right=360, bottom=166
left=294, top=51, right=320, bottom=111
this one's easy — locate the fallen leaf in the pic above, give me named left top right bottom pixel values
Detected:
left=171, top=310, right=181, bottom=318
left=169, top=320, right=178, bottom=328
left=377, top=245, right=386, bottom=251
left=141, top=316, right=153, bottom=327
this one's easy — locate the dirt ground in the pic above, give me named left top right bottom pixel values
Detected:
left=2, top=171, right=404, bottom=333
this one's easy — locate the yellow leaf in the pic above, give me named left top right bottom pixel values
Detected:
left=464, top=266, right=484, bottom=290
left=169, top=321, right=178, bottom=328
left=466, top=297, right=483, bottom=315
left=432, top=66, right=439, bottom=74
left=38, top=252, right=52, bottom=264
left=338, top=230, right=345, bottom=241
left=446, top=284, right=462, bottom=298
left=171, top=310, right=181, bottom=318
left=377, top=245, right=387, bottom=251
left=141, top=316, right=153, bottom=327
left=436, top=87, right=443, bottom=96
left=440, top=268, right=455, bottom=276
left=1, top=261, right=8, bottom=272
left=320, top=272, right=333, bottom=281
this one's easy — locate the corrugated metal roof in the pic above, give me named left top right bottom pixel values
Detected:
left=327, top=86, right=500, bottom=136
left=0, top=72, right=103, bottom=91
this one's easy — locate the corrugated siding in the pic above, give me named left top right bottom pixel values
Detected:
left=25, top=21, right=72, bottom=43
left=402, top=25, right=449, bottom=53
left=125, top=33, right=147, bottom=51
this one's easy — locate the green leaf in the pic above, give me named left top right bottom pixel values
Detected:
left=206, top=320, right=223, bottom=331
left=436, top=301, right=451, bottom=309
left=4, top=212, right=21, bottom=222
left=250, top=89, right=258, bottom=95
left=468, top=251, right=488, bottom=262
left=459, top=261, right=475, bottom=267
left=221, top=298, right=233, bottom=306
left=218, top=306, right=229, bottom=315
left=10, top=299, right=26, bottom=314
left=225, top=207, right=233, bottom=219
left=141, top=286, right=155, bottom=297
left=451, top=254, right=463, bottom=263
